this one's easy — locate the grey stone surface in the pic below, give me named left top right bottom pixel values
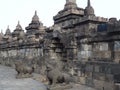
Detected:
left=68, top=84, right=96, bottom=90
left=0, top=65, right=47, bottom=90
left=0, top=65, right=97, bottom=90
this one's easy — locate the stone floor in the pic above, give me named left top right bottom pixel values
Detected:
left=0, top=65, right=47, bottom=90
left=0, top=65, right=96, bottom=90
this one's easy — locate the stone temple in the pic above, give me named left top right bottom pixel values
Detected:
left=0, top=0, right=120, bottom=90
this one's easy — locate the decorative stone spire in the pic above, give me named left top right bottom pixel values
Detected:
left=26, top=11, right=45, bottom=36
left=66, top=0, right=76, bottom=4
left=7, top=25, right=9, bottom=29
left=84, top=0, right=95, bottom=16
left=5, top=25, right=11, bottom=36
left=1, top=29, right=4, bottom=36
left=88, top=0, right=90, bottom=7
left=64, top=0, right=77, bottom=9
left=16, top=21, right=22, bottom=30
left=32, top=10, right=39, bottom=22
left=0, top=30, right=3, bottom=40
left=12, top=21, right=24, bottom=38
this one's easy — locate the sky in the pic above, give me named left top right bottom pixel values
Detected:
left=0, top=0, right=119, bottom=33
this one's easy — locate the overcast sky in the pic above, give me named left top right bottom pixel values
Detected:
left=0, top=0, right=119, bottom=33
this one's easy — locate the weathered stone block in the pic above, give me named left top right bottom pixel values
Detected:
left=79, top=77, right=86, bottom=85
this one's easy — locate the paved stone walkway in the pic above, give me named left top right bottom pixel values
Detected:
left=0, top=65, right=96, bottom=90
left=0, top=65, right=47, bottom=90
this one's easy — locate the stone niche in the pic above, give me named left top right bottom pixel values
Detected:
left=78, top=44, right=92, bottom=61
left=114, top=41, right=120, bottom=63
left=47, top=38, right=65, bottom=60
left=92, top=42, right=111, bottom=59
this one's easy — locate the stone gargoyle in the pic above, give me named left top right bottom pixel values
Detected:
left=46, top=64, right=74, bottom=86
left=15, top=61, right=34, bottom=79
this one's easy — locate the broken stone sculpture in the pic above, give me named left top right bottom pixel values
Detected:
left=46, top=63, right=74, bottom=86
left=15, top=61, right=34, bottom=78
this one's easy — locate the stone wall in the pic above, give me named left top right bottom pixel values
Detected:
left=77, top=44, right=92, bottom=60
left=92, top=42, right=111, bottom=59
left=0, top=46, right=44, bottom=74
left=114, top=41, right=120, bottom=63
left=0, top=48, right=43, bottom=58
left=94, top=79, right=115, bottom=90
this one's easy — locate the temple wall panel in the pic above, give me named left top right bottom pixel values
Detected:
left=94, top=79, right=115, bottom=90
left=114, top=41, right=120, bottom=51
left=77, top=44, right=92, bottom=60
left=114, top=41, right=120, bottom=63
left=0, top=47, right=44, bottom=66
left=92, top=51, right=111, bottom=59
left=92, top=42, right=110, bottom=59
left=114, top=51, right=120, bottom=63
